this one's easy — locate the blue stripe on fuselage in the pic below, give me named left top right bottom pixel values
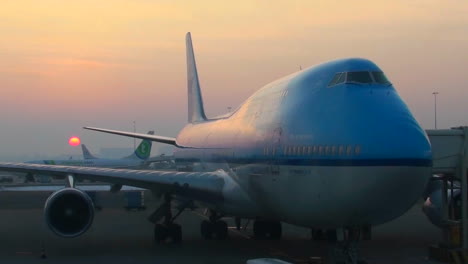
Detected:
left=175, top=157, right=432, bottom=167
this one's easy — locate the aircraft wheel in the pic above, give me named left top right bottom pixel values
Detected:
left=154, top=224, right=168, bottom=244
left=269, top=221, right=282, bottom=240
left=253, top=220, right=266, bottom=239
left=311, top=228, right=325, bottom=241
left=214, top=220, right=228, bottom=240
left=254, top=220, right=281, bottom=239
left=169, top=223, right=182, bottom=244
left=201, top=220, right=213, bottom=240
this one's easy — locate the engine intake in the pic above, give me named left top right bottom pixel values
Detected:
left=44, top=188, right=94, bottom=238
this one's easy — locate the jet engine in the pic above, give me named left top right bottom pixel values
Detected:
left=44, top=188, right=94, bottom=238
left=422, top=179, right=461, bottom=228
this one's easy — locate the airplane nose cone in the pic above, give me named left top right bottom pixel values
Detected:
left=345, top=86, right=432, bottom=163
left=331, top=86, right=433, bottom=226
left=348, top=89, right=432, bottom=225
left=364, top=120, right=432, bottom=163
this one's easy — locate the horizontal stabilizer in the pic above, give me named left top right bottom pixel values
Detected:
left=84, top=127, right=177, bottom=146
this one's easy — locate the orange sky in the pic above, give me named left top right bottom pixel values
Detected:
left=1, top=0, right=468, bottom=157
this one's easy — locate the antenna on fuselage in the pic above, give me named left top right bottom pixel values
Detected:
left=186, top=32, right=207, bottom=123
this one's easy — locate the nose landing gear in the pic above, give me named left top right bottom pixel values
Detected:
left=327, top=228, right=367, bottom=264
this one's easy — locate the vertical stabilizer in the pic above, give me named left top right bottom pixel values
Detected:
left=81, top=144, right=98, bottom=159
left=125, top=131, right=154, bottom=160
left=186, top=32, right=207, bottom=123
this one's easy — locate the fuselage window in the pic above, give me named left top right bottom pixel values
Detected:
left=313, top=146, right=318, bottom=154
left=293, top=146, right=297, bottom=156
left=338, top=145, right=344, bottom=155
left=319, top=146, right=324, bottom=155
left=302, top=146, right=307, bottom=155
left=325, top=146, right=331, bottom=155
left=307, top=146, right=312, bottom=155
left=346, top=145, right=352, bottom=156
left=331, top=146, right=337, bottom=155
left=354, top=145, right=361, bottom=155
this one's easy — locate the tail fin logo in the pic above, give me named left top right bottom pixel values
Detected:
left=135, top=141, right=151, bottom=160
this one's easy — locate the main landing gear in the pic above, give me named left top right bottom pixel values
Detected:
left=200, top=210, right=228, bottom=240
left=253, top=220, right=282, bottom=240
left=148, top=193, right=186, bottom=244
left=327, top=228, right=367, bottom=264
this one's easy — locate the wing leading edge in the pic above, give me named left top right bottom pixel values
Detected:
left=0, top=162, right=224, bottom=202
left=83, top=127, right=177, bottom=146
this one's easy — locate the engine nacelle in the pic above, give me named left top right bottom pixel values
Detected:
left=422, top=180, right=460, bottom=228
left=44, top=188, right=94, bottom=238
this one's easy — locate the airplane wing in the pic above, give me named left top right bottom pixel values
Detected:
left=0, top=162, right=224, bottom=202
left=84, top=127, right=177, bottom=146
left=0, top=184, right=144, bottom=192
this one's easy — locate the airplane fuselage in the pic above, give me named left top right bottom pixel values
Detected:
left=174, top=58, right=432, bottom=228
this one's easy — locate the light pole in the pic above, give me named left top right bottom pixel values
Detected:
left=432, top=92, right=439, bottom=129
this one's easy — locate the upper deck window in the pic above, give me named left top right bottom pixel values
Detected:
left=372, top=71, right=391, bottom=84
left=346, top=71, right=372, bottom=84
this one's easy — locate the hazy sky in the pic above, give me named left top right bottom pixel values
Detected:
left=1, top=0, right=467, bottom=159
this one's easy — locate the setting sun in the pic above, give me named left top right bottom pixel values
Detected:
left=68, top=136, right=80, bottom=147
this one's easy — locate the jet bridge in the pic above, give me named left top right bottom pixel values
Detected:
left=426, top=127, right=468, bottom=261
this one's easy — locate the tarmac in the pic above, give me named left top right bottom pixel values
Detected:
left=0, top=188, right=444, bottom=264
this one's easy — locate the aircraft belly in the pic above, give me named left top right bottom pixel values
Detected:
left=258, top=165, right=431, bottom=228
left=181, top=157, right=430, bottom=228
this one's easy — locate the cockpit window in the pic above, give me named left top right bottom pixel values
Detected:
left=372, top=71, right=391, bottom=84
left=346, top=71, right=373, bottom=83
left=328, top=72, right=347, bottom=87
left=328, top=71, right=391, bottom=87
left=328, top=72, right=343, bottom=87
left=337, top=72, right=346, bottom=84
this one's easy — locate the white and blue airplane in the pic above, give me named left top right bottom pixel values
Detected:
left=0, top=33, right=432, bottom=263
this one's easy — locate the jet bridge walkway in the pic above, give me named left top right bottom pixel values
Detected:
left=426, top=127, right=468, bottom=262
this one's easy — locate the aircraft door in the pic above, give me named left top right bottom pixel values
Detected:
left=270, top=127, right=282, bottom=175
